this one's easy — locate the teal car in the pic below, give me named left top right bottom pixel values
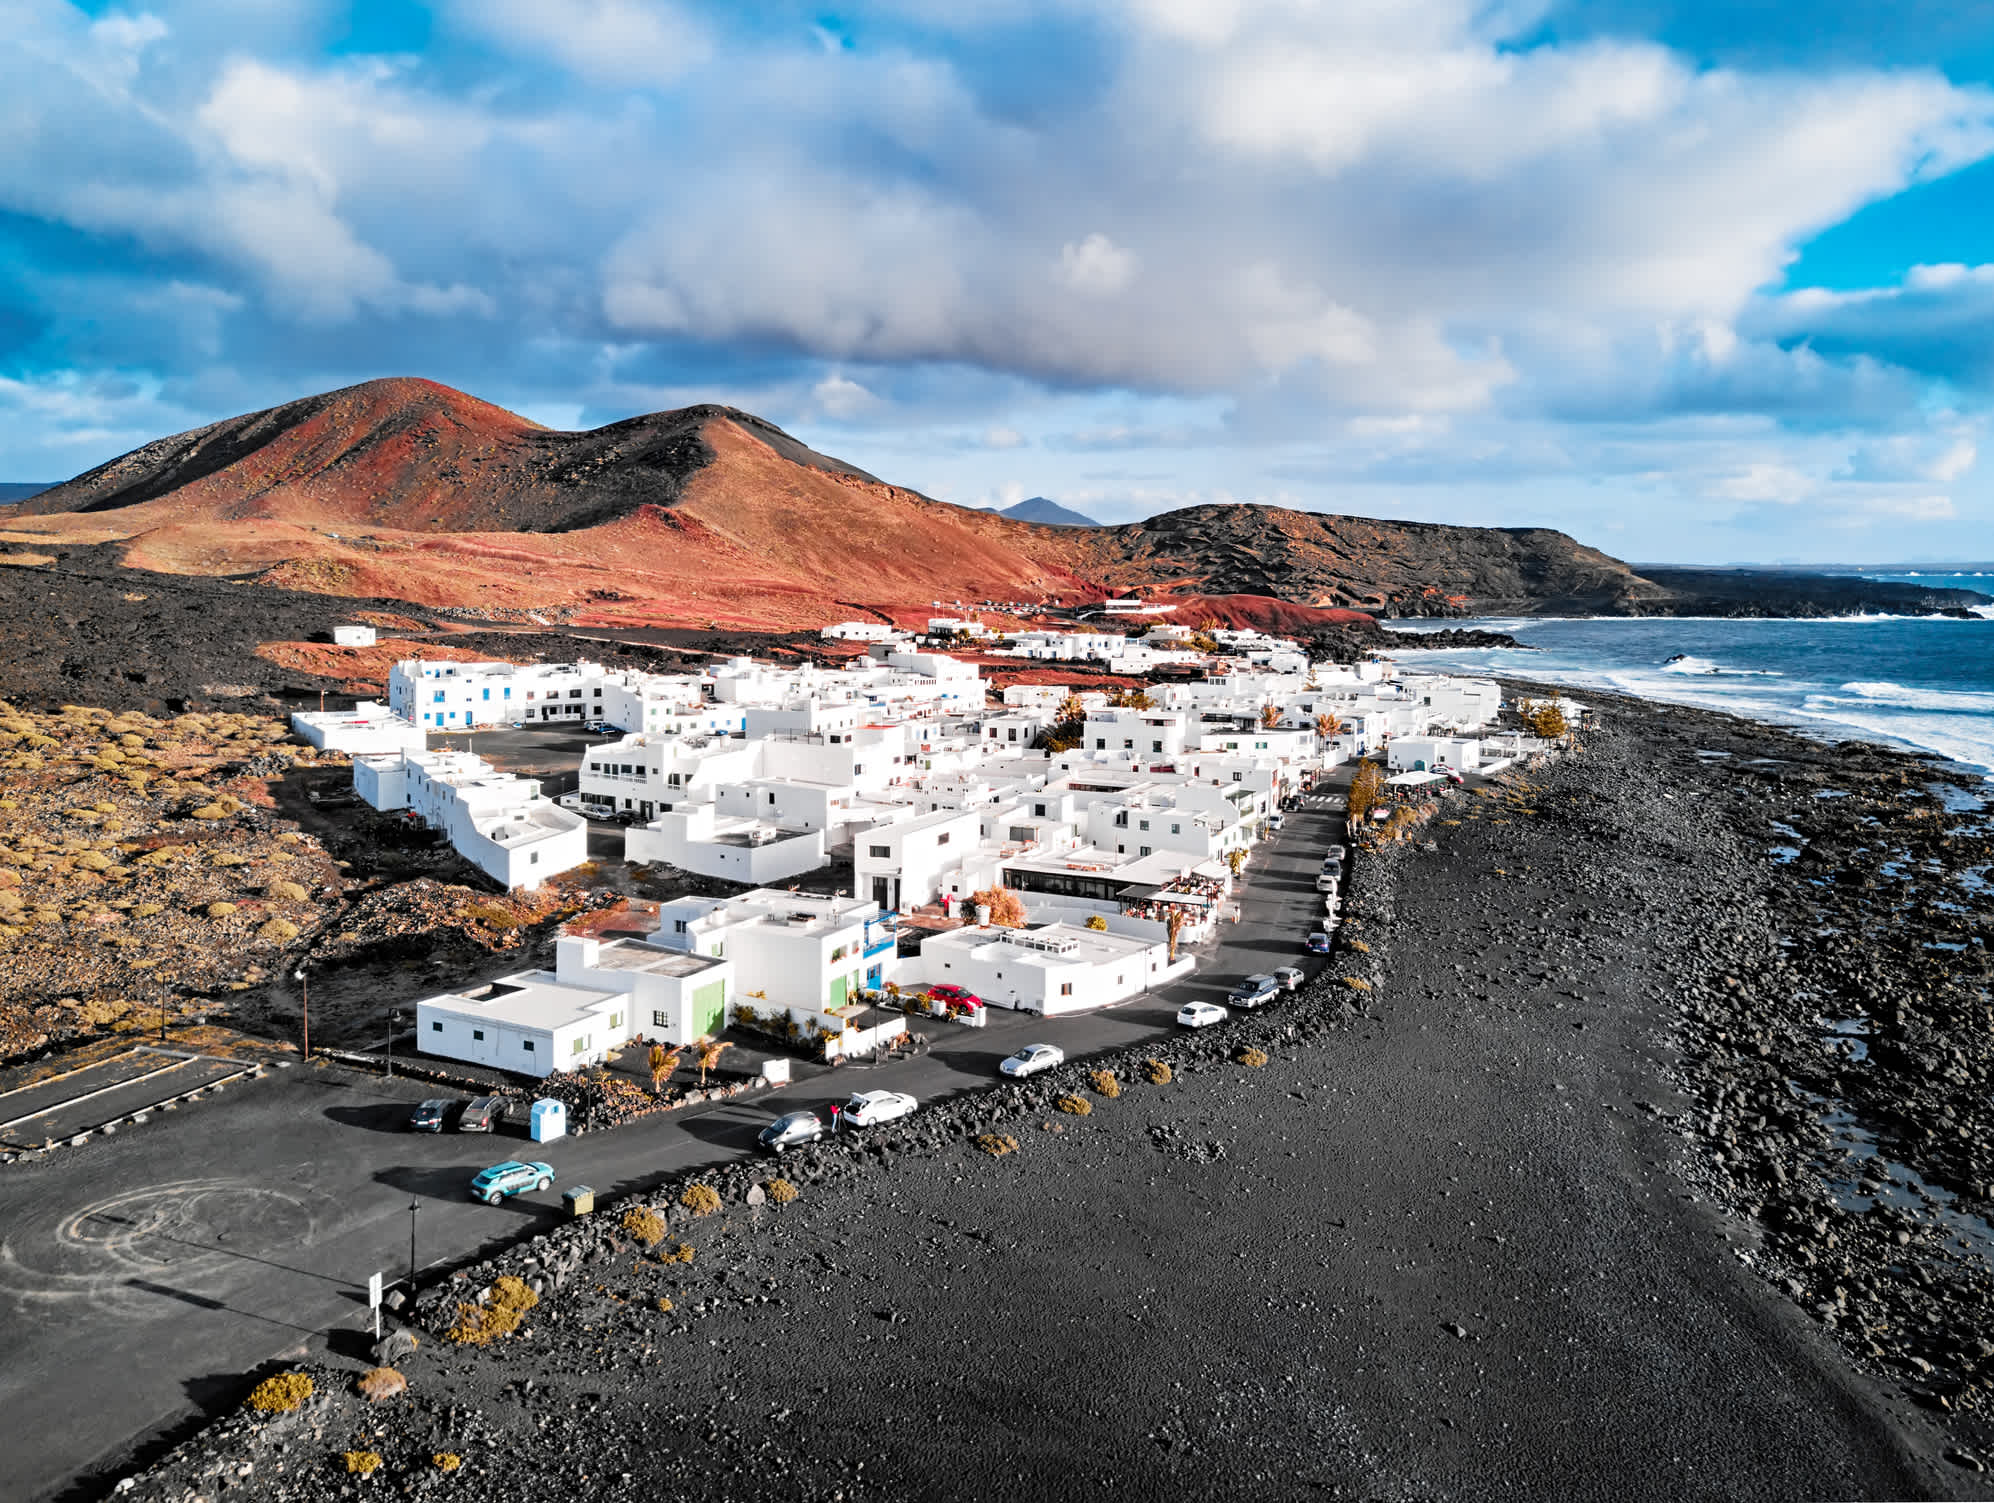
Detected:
left=470, top=1160, right=554, bottom=1205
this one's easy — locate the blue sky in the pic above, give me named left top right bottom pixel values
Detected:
left=4, top=2, right=1994, bottom=562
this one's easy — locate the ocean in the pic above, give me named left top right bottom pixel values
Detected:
left=1385, top=575, right=1994, bottom=779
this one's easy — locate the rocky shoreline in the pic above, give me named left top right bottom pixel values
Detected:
left=110, top=690, right=1991, bottom=1501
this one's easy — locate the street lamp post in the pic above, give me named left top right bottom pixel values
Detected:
left=407, top=1197, right=419, bottom=1288
left=386, top=1011, right=400, bottom=1079
left=293, top=967, right=310, bottom=1060
left=158, top=987, right=168, bottom=1044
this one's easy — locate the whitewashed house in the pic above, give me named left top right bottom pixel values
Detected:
left=331, top=624, right=378, bottom=647
left=651, top=889, right=899, bottom=1008
left=910, top=921, right=1186, bottom=1013
left=290, top=701, right=425, bottom=756
left=352, top=747, right=588, bottom=890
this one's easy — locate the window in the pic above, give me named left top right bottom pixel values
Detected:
left=1152, top=740, right=1163, bottom=753
left=571, top=1034, right=590, bottom=1055
left=674, top=920, right=687, bottom=933
left=653, top=1011, right=670, bottom=1029
left=1123, top=739, right=1134, bottom=749
left=1060, top=982, right=1074, bottom=996
left=1033, top=804, right=1046, bottom=817
left=869, top=845, right=890, bottom=859
left=472, top=1028, right=484, bottom=1041
left=768, top=792, right=777, bottom=805
left=1139, top=819, right=1150, bottom=831
left=1096, top=738, right=1106, bottom=750
left=432, top=691, right=445, bottom=703
left=482, top=688, right=490, bottom=701
left=431, top=1020, right=442, bottom=1032
left=530, top=851, right=539, bottom=865
left=568, top=689, right=582, bottom=699
left=1171, top=823, right=1181, bottom=835
left=1140, top=845, right=1152, bottom=856
left=594, top=687, right=602, bottom=697
left=936, top=832, right=950, bottom=846
left=523, top=1040, right=535, bottom=1052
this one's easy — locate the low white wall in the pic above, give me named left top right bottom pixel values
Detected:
left=822, top=1016, right=910, bottom=1060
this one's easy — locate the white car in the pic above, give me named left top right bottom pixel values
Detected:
left=999, top=1043, right=1065, bottom=1078
left=1177, top=1001, right=1229, bottom=1029
left=843, top=1090, right=918, bottom=1128
left=1273, top=966, right=1305, bottom=991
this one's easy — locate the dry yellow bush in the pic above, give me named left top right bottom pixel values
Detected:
left=1087, top=1069, right=1121, bottom=1099
left=354, top=1367, right=406, bottom=1403
left=1054, top=1094, right=1092, bottom=1116
left=621, top=1207, right=667, bottom=1248
left=1141, top=1059, right=1173, bottom=1085
left=258, top=918, right=299, bottom=943
left=766, top=1178, right=799, bottom=1205
left=342, top=1451, right=383, bottom=1476
left=266, top=880, right=309, bottom=902
left=1236, top=1047, right=1270, bottom=1068
left=679, top=1183, right=722, bottom=1217
left=433, top=1454, right=461, bottom=1472
left=189, top=804, right=228, bottom=820
left=445, top=1275, right=539, bottom=1347
left=206, top=902, right=237, bottom=918
left=245, top=1371, right=314, bottom=1413
left=974, top=1133, right=1020, bottom=1157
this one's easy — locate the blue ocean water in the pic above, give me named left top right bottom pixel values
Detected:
left=1387, top=578, right=1994, bottom=779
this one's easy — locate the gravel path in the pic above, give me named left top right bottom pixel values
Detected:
left=121, top=695, right=1976, bottom=1502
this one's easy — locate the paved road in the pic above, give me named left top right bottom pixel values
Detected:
left=0, top=793, right=1349, bottom=1502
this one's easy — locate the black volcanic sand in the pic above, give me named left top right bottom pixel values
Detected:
left=121, top=693, right=1994, bottom=1501
left=0, top=544, right=792, bottom=711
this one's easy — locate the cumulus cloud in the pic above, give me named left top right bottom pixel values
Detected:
left=0, top=0, right=1991, bottom=559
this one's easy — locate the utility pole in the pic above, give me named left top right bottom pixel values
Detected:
left=386, top=1011, right=398, bottom=1079
left=294, top=966, right=310, bottom=1060
left=407, top=1197, right=419, bottom=1288
left=158, top=987, right=168, bottom=1044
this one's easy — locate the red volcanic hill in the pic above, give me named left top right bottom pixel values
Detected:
left=8, top=377, right=1670, bottom=627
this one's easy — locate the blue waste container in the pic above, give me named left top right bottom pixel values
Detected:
left=529, top=1097, right=567, bottom=1143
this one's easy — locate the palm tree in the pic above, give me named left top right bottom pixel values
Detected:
left=1315, top=711, right=1343, bottom=739
left=1259, top=704, right=1282, bottom=729
left=648, top=1043, right=683, bottom=1092
left=693, top=1035, right=732, bottom=1086
left=1165, top=905, right=1186, bottom=962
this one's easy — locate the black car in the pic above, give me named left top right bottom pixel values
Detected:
left=456, top=1095, right=507, bottom=1133
left=408, top=1098, right=458, bottom=1132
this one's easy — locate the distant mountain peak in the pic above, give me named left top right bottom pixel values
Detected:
left=986, top=495, right=1098, bottom=527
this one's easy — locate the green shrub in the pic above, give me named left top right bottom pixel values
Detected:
left=245, top=1371, right=314, bottom=1413
left=1054, top=1094, right=1092, bottom=1116
left=1141, top=1059, right=1173, bottom=1085
left=679, top=1183, right=721, bottom=1217
left=1087, top=1069, right=1120, bottom=1099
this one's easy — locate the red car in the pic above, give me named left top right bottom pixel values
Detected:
left=924, top=984, right=984, bottom=1014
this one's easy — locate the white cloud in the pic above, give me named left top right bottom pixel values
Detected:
left=810, top=373, right=882, bottom=419
left=1059, top=233, right=1138, bottom=295
left=446, top=0, right=711, bottom=88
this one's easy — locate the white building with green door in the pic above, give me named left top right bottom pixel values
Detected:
left=650, top=889, right=897, bottom=1013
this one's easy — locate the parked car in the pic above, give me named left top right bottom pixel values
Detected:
left=1316, top=872, right=1342, bottom=893
left=469, top=1160, right=553, bottom=1204
left=844, top=1090, right=918, bottom=1128
left=999, top=1043, right=1065, bottom=1078
left=408, top=1098, right=458, bottom=1133
left=456, top=1096, right=507, bottom=1133
left=1268, top=812, right=1286, bottom=831
left=923, top=984, right=985, bottom=1015
left=1305, top=931, right=1333, bottom=954
left=1177, top=1001, right=1229, bottom=1029
left=1324, top=844, right=1348, bottom=863
left=508, top=721, right=526, bottom=729
left=757, top=1110, right=824, bottom=1154
left=1273, top=966, right=1305, bottom=991
left=1228, top=975, right=1280, bottom=1010
left=1324, top=894, right=1342, bottom=915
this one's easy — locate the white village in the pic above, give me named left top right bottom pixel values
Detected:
left=289, top=611, right=1577, bottom=1084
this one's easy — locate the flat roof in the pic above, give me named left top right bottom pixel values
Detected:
left=589, top=939, right=724, bottom=977
left=419, top=970, right=623, bottom=1031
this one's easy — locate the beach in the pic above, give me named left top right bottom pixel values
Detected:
left=120, top=686, right=1993, bottom=1502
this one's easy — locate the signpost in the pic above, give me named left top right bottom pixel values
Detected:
left=367, top=1271, right=383, bottom=1339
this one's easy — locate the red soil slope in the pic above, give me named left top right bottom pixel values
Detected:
left=8, top=377, right=1664, bottom=625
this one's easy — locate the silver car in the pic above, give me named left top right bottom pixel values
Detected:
left=999, top=1043, right=1065, bottom=1078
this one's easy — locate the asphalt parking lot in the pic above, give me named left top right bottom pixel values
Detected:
left=0, top=789, right=1351, bottom=1503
